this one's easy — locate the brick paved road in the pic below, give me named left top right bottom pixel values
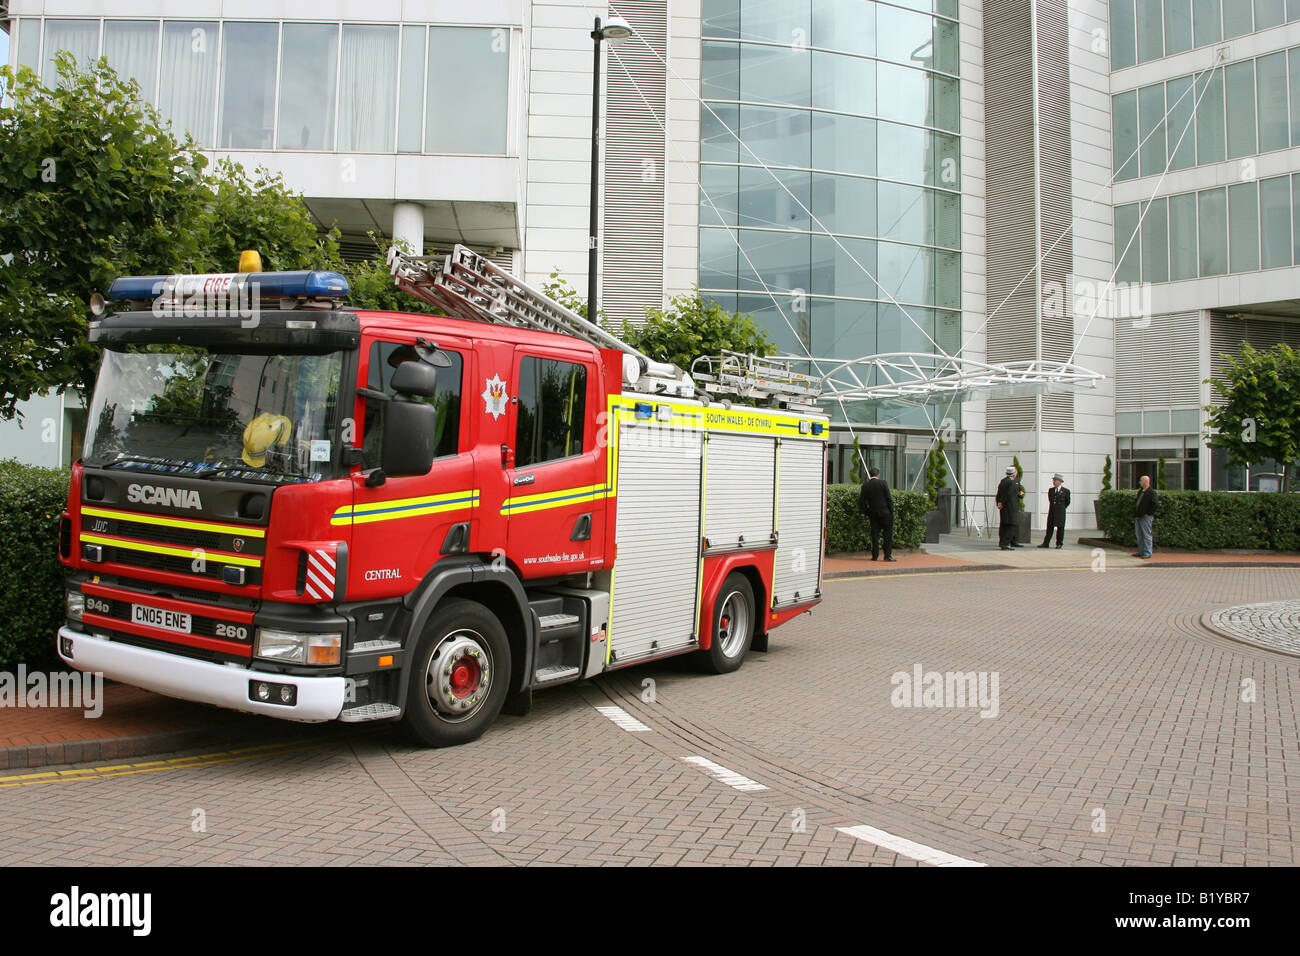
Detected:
left=0, top=566, right=1296, bottom=866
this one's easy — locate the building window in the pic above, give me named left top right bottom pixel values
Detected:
left=41, top=19, right=98, bottom=85
left=425, top=27, right=510, bottom=155
left=1117, top=435, right=1200, bottom=489
left=277, top=23, right=339, bottom=151
left=1228, top=181, right=1261, bottom=272
left=338, top=25, right=398, bottom=152
left=1112, top=0, right=1138, bottom=69
left=218, top=22, right=278, bottom=149
left=159, top=22, right=219, bottom=147
left=103, top=21, right=159, bottom=101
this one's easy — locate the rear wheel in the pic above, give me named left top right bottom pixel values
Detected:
left=402, top=599, right=511, bottom=748
left=699, top=573, right=756, bottom=674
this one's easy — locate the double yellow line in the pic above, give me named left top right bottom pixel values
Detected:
left=0, top=736, right=350, bottom=789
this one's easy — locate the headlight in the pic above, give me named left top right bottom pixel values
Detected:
left=66, top=590, right=85, bottom=622
left=254, top=628, right=342, bottom=665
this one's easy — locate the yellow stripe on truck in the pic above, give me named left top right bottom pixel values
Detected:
left=79, top=533, right=263, bottom=568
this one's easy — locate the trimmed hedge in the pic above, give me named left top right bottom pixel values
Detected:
left=826, top=484, right=928, bottom=553
left=0, top=461, right=69, bottom=671
left=1097, top=489, right=1300, bottom=550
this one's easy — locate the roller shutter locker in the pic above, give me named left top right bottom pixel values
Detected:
left=772, top=439, right=824, bottom=607
left=704, top=434, right=776, bottom=549
left=608, top=422, right=702, bottom=663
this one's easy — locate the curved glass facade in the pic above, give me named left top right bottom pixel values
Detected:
left=698, top=0, right=962, bottom=428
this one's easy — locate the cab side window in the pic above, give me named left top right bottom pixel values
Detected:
left=363, top=342, right=462, bottom=467
left=515, top=357, right=587, bottom=468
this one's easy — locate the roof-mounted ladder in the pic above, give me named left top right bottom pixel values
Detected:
left=389, top=244, right=692, bottom=395
left=690, top=350, right=823, bottom=409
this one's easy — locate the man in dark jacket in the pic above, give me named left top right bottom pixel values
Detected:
left=1134, top=474, right=1157, bottom=558
left=858, top=467, right=896, bottom=561
left=995, top=465, right=1022, bottom=549
left=1038, top=473, right=1071, bottom=548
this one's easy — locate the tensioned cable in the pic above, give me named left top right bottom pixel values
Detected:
left=595, top=6, right=1213, bottom=494
left=1065, top=60, right=1220, bottom=367
left=607, top=39, right=971, bottom=499
left=959, top=61, right=1217, bottom=354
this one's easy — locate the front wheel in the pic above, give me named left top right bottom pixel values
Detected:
left=402, top=599, right=512, bottom=748
left=699, top=573, right=756, bottom=674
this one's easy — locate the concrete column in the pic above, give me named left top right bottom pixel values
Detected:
left=392, top=202, right=425, bottom=256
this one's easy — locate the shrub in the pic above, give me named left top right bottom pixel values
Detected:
left=1097, top=489, right=1300, bottom=550
left=825, top=484, right=928, bottom=553
left=0, top=461, right=69, bottom=670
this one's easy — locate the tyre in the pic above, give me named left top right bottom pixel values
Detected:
left=402, top=598, right=512, bottom=748
left=699, top=572, right=756, bottom=674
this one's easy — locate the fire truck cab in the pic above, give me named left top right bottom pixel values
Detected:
left=57, top=252, right=827, bottom=747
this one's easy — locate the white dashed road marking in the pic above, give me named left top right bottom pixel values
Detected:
left=595, top=705, right=651, bottom=732
left=837, top=824, right=986, bottom=867
left=681, top=755, right=768, bottom=792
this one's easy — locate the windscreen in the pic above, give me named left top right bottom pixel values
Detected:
left=82, top=346, right=344, bottom=483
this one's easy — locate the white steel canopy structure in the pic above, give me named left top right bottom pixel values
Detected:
left=692, top=350, right=1103, bottom=409
left=802, top=353, right=1105, bottom=408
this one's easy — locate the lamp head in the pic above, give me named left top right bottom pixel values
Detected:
left=596, top=14, right=633, bottom=40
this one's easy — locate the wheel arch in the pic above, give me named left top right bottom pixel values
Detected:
left=404, top=555, right=535, bottom=702
left=698, top=552, right=771, bottom=650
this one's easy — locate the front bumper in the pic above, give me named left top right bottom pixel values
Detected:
left=58, top=627, right=346, bottom=722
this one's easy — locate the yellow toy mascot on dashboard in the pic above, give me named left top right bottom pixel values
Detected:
left=241, top=413, right=292, bottom=468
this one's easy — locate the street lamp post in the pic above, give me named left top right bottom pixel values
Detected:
left=588, top=14, right=633, bottom=321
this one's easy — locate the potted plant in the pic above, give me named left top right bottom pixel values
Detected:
left=1013, top=455, right=1031, bottom=544
left=1093, top=453, right=1112, bottom=529
left=923, top=440, right=950, bottom=543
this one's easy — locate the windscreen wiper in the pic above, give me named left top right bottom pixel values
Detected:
left=98, top=457, right=190, bottom=472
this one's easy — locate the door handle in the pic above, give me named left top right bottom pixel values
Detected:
left=571, top=512, right=592, bottom=541
left=500, top=444, right=514, bottom=469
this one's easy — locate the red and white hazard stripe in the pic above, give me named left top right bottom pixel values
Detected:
left=304, top=548, right=337, bottom=601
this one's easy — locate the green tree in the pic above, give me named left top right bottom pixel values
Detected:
left=0, top=57, right=343, bottom=419
left=1012, top=455, right=1026, bottom=510
left=0, top=56, right=209, bottom=417
left=1205, top=342, right=1300, bottom=492
left=193, top=158, right=339, bottom=274
left=340, top=234, right=439, bottom=315
left=540, top=270, right=596, bottom=321
left=622, top=290, right=775, bottom=372
left=1156, top=454, right=1168, bottom=490
left=924, top=439, right=948, bottom=509
left=1101, top=453, right=1113, bottom=491
left=848, top=434, right=865, bottom=484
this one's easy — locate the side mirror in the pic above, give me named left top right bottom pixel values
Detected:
left=391, top=360, right=438, bottom=398
left=381, top=400, right=436, bottom=477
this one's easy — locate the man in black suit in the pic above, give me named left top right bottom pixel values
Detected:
left=858, top=466, right=896, bottom=562
left=1038, top=472, right=1071, bottom=548
left=995, top=465, right=1023, bottom=549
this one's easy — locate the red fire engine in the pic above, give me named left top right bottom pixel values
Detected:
left=57, top=247, right=827, bottom=747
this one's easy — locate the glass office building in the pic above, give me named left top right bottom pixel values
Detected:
left=1108, top=0, right=1300, bottom=490
left=697, top=0, right=962, bottom=440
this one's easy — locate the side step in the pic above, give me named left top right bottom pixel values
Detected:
left=539, top=612, right=580, bottom=631
left=534, top=664, right=580, bottom=684
left=338, top=703, right=402, bottom=723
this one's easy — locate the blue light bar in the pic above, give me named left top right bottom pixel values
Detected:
left=107, top=270, right=350, bottom=301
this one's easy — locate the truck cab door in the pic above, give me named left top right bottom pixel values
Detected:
left=346, top=333, right=476, bottom=598
left=502, top=347, right=606, bottom=578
